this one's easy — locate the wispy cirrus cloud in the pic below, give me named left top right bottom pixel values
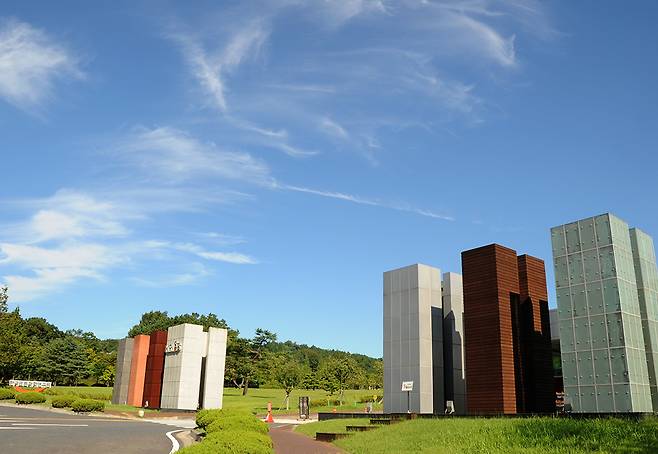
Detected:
left=171, top=20, right=269, bottom=113
left=0, top=187, right=259, bottom=302
left=165, top=0, right=553, bottom=165
left=284, top=184, right=455, bottom=221
left=0, top=18, right=83, bottom=112
left=117, top=126, right=275, bottom=186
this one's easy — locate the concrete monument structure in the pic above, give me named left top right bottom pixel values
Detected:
left=462, top=244, right=554, bottom=415
left=112, top=323, right=228, bottom=411
left=383, top=264, right=466, bottom=414
left=111, top=337, right=134, bottom=405
left=551, top=213, right=658, bottom=413
left=160, top=324, right=228, bottom=410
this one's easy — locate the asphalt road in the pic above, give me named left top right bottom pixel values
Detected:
left=0, top=405, right=187, bottom=454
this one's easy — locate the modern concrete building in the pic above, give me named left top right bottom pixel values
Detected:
left=112, top=323, right=227, bottom=411
left=462, top=244, right=554, bottom=415
left=111, top=337, right=133, bottom=405
left=551, top=213, right=658, bottom=413
left=442, top=272, right=466, bottom=414
left=383, top=264, right=465, bottom=414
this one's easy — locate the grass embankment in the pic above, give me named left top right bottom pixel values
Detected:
left=297, top=417, right=658, bottom=453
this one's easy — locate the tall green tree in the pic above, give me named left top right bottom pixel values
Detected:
left=270, top=355, right=304, bottom=410
left=40, top=337, right=90, bottom=385
left=319, top=356, right=360, bottom=405
left=0, top=286, right=8, bottom=313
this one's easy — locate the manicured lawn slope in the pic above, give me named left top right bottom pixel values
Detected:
left=299, top=417, right=658, bottom=453
left=223, top=388, right=381, bottom=415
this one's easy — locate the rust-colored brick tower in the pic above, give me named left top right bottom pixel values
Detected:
left=142, top=330, right=168, bottom=409
left=462, top=244, right=554, bottom=414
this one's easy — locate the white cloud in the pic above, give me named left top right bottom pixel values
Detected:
left=445, top=12, right=516, bottom=67
left=131, top=263, right=211, bottom=287
left=172, top=21, right=268, bottom=112
left=320, top=117, right=349, bottom=140
left=0, top=242, right=122, bottom=302
left=0, top=18, right=83, bottom=111
left=284, top=184, right=455, bottom=221
left=118, top=126, right=274, bottom=186
left=146, top=241, right=259, bottom=265
left=196, top=251, right=258, bottom=265
left=6, top=190, right=132, bottom=243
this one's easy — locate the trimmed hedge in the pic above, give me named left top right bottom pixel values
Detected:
left=71, top=398, right=105, bottom=412
left=186, top=408, right=272, bottom=454
left=15, top=392, right=47, bottom=404
left=51, top=395, right=77, bottom=408
left=196, top=408, right=254, bottom=430
left=207, top=414, right=269, bottom=435
left=179, top=430, right=273, bottom=454
left=0, top=388, right=16, bottom=400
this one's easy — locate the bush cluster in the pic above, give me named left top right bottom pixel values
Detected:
left=15, top=392, right=47, bottom=404
left=0, top=388, right=16, bottom=400
left=71, top=398, right=105, bottom=413
left=358, top=394, right=382, bottom=403
left=309, top=398, right=341, bottom=408
left=51, top=395, right=77, bottom=408
left=180, top=408, right=272, bottom=454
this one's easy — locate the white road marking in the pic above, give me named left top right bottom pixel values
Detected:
left=166, top=429, right=185, bottom=454
left=12, top=423, right=88, bottom=427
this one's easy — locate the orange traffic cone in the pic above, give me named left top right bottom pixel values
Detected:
left=265, top=402, right=274, bottom=423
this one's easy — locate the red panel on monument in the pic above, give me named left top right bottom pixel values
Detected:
left=142, top=330, right=168, bottom=409
left=127, top=334, right=150, bottom=407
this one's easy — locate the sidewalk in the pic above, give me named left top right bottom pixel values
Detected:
left=269, top=423, right=343, bottom=454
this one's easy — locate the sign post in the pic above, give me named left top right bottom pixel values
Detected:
left=401, top=381, right=414, bottom=414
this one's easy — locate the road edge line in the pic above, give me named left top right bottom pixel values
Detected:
left=166, top=429, right=185, bottom=454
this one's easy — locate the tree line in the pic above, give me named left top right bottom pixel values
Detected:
left=0, top=288, right=382, bottom=404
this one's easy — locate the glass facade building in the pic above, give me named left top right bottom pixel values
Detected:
left=551, top=213, right=658, bottom=413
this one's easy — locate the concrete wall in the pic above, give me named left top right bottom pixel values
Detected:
left=202, top=327, right=228, bottom=409
left=443, top=272, right=466, bottom=414
left=384, top=264, right=441, bottom=414
left=111, top=337, right=134, bottom=405
left=161, top=323, right=205, bottom=411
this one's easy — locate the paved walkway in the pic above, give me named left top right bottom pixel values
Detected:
left=270, top=423, right=343, bottom=454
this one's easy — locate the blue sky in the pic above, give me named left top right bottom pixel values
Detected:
left=1, top=1, right=657, bottom=357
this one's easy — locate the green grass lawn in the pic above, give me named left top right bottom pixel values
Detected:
left=295, top=418, right=372, bottom=438
left=297, top=417, right=658, bottom=453
left=3, top=386, right=381, bottom=416
left=223, top=387, right=382, bottom=415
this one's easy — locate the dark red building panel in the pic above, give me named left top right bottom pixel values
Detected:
left=142, top=330, right=168, bottom=408
left=462, top=244, right=554, bottom=415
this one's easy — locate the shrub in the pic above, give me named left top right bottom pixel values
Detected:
left=196, top=408, right=253, bottom=430
left=179, top=430, right=273, bottom=454
left=207, top=415, right=269, bottom=435
left=0, top=388, right=16, bottom=400
left=71, top=398, right=105, bottom=412
left=358, top=394, right=382, bottom=403
left=309, top=398, right=340, bottom=408
left=51, top=395, right=77, bottom=408
left=15, top=392, right=47, bottom=404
